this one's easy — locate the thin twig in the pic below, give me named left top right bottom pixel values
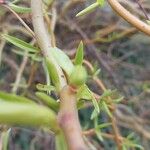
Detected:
left=135, top=0, right=149, bottom=20
left=11, top=53, right=28, bottom=93
left=107, top=0, right=150, bottom=36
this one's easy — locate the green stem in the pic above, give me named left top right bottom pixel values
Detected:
left=31, top=0, right=66, bottom=92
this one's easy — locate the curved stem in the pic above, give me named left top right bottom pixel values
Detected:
left=107, top=0, right=150, bottom=36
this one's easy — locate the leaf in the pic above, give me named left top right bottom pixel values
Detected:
left=51, top=47, right=74, bottom=76
left=91, top=97, right=100, bottom=119
left=35, top=92, right=59, bottom=112
left=113, top=96, right=124, bottom=103
left=9, top=3, right=31, bottom=13
left=2, top=129, right=11, bottom=150
left=36, top=83, right=55, bottom=92
left=12, top=49, right=42, bottom=62
left=102, top=101, right=112, bottom=118
left=76, top=2, right=99, bottom=17
left=126, top=132, right=135, bottom=140
left=2, top=34, right=39, bottom=52
left=77, top=84, right=93, bottom=100
left=0, top=91, right=36, bottom=104
left=97, top=0, right=105, bottom=6
left=96, top=123, right=112, bottom=129
left=74, top=41, right=84, bottom=65
left=0, top=101, right=59, bottom=131
left=95, top=129, right=103, bottom=141
left=93, top=69, right=101, bottom=77
left=100, top=89, right=116, bottom=99
left=45, top=57, right=60, bottom=91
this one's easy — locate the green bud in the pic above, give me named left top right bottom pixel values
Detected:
left=69, top=65, right=87, bottom=87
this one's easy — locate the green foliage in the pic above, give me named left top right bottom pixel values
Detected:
left=76, top=0, right=105, bottom=17
left=94, top=117, right=111, bottom=141
left=45, top=57, right=61, bottom=91
left=0, top=102, right=59, bottom=131
left=36, top=83, right=56, bottom=92
left=2, top=34, right=39, bottom=52
left=8, top=3, right=31, bottom=13
left=51, top=47, right=74, bottom=76
left=76, top=84, right=100, bottom=119
left=76, top=2, right=99, bottom=17
left=0, top=91, right=36, bottom=104
left=36, top=92, right=59, bottom=112
left=122, top=133, right=144, bottom=150
left=1, top=129, right=11, bottom=150
left=74, top=41, right=84, bottom=65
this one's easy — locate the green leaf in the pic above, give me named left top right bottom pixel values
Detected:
left=97, top=0, right=105, bottom=6
left=51, top=47, right=74, bottom=76
left=77, top=84, right=93, bottom=100
left=102, top=101, right=112, bottom=118
left=36, top=83, right=55, bottom=92
left=76, top=2, right=99, bottom=17
left=100, top=89, right=116, bottom=99
left=95, top=129, right=103, bottom=141
left=96, top=123, right=112, bottom=129
left=113, top=96, right=124, bottom=103
left=45, top=57, right=60, bottom=91
left=74, top=41, right=84, bottom=65
left=35, top=92, right=59, bottom=112
left=0, top=91, right=36, bottom=104
left=126, top=132, right=135, bottom=140
left=2, top=34, right=39, bottom=52
left=12, top=49, right=42, bottom=62
left=93, top=69, right=101, bottom=77
left=91, top=97, right=100, bottom=119
left=0, top=102, right=59, bottom=131
left=122, top=145, right=127, bottom=150
left=2, top=129, right=11, bottom=150
left=55, top=132, right=67, bottom=150
left=9, top=3, right=31, bottom=13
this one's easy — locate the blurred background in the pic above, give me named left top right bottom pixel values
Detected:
left=0, top=0, right=150, bottom=149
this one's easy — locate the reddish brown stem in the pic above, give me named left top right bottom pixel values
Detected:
left=58, top=86, right=87, bottom=150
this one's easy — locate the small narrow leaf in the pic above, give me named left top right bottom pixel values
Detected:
left=96, top=123, right=112, bottom=129
left=45, top=57, right=60, bottom=91
left=74, top=41, right=84, bottom=65
left=2, top=129, right=11, bottom=150
left=36, top=92, right=59, bottom=112
left=0, top=91, right=36, bottom=104
left=97, top=0, right=105, bottom=6
left=102, top=101, right=112, bottom=118
left=36, top=83, right=55, bottom=92
left=76, top=2, right=99, bottom=17
left=95, top=129, right=103, bottom=141
left=2, top=34, right=39, bottom=52
left=9, top=3, right=31, bottom=13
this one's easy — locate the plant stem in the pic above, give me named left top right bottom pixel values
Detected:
left=31, top=0, right=66, bottom=91
left=58, top=86, right=87, bottom=150
left=107, top=0, right=150, bottom=36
